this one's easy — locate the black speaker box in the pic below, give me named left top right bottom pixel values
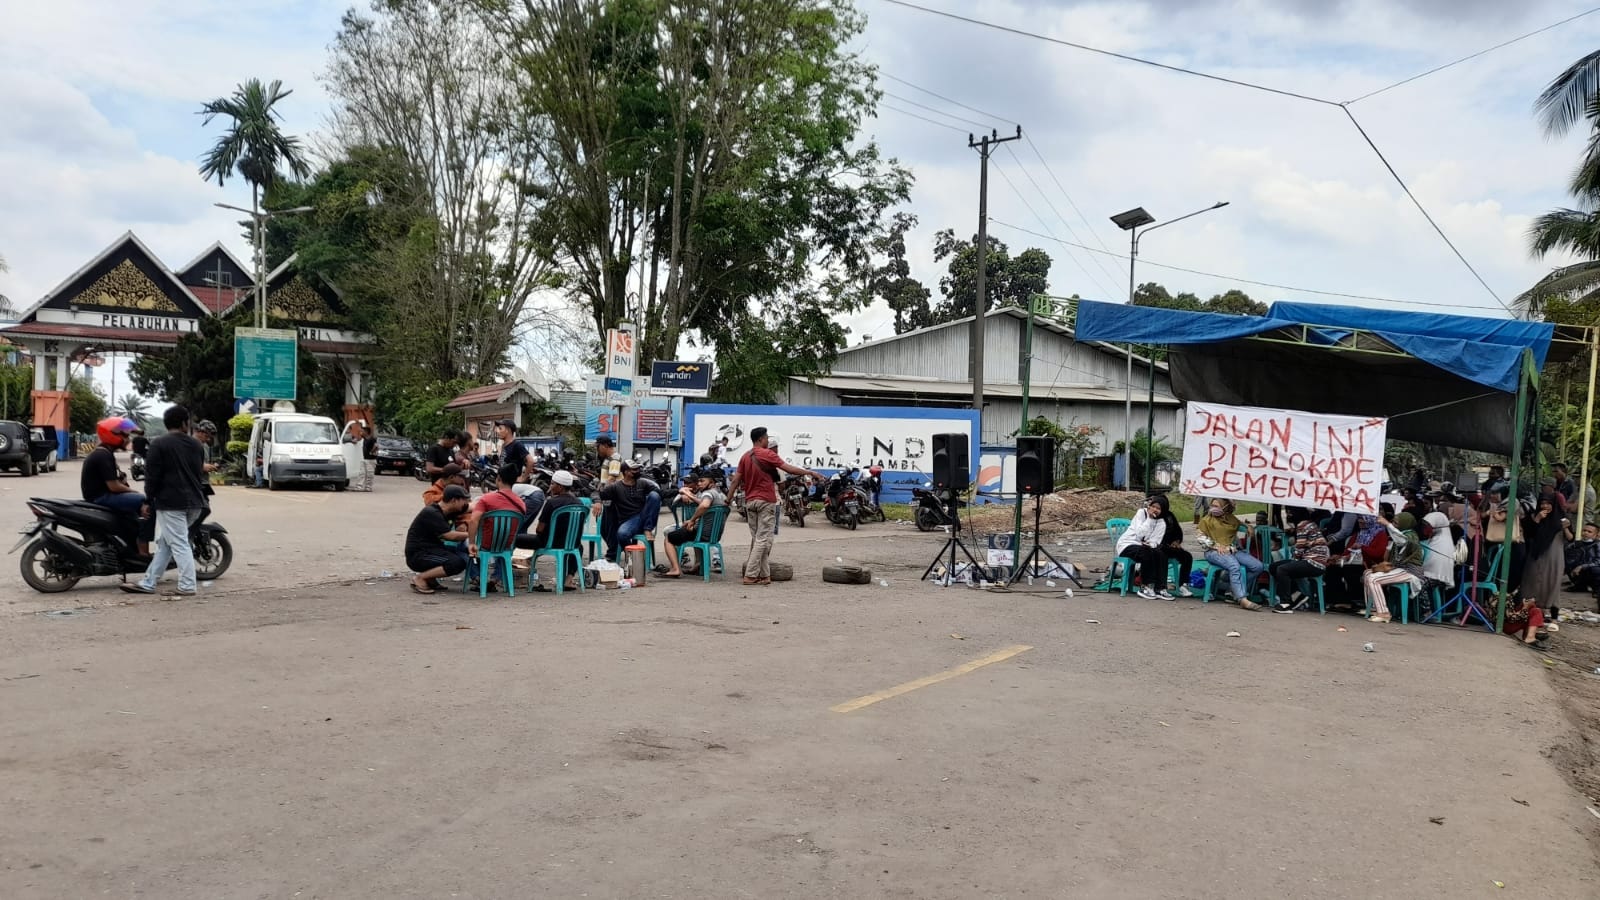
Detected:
left=1016, top=435, right=1054, bottom=496
left=931, top=433, right=970, bottom=491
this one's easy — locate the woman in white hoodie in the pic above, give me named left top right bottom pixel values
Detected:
left=1117, top=495, right=1174, bottom=599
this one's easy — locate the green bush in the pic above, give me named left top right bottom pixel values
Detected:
left=225, top=440, right=249, bottom=456
left=227, top=412, right=254, bottom=445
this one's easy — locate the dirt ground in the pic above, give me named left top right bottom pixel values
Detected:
left=1542, top=604, right=1600, bottom=814
left=2, top=465, right=1599, bottom=898
left=965, top=488, right=1147, bottom=535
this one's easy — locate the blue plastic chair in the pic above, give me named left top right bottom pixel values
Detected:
left=469, top=509, right=521, bottom=599
left=677, top=505, right=731, bottom=582
left=1106, top=518, right=1134, bottom=596
left=1425, top=545, right=1501, bottom=629
left=578, top=497, right=603, bottom=561
left=534, top=505, right=589, bottom=595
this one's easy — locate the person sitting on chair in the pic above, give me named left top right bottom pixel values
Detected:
left=600, top=460, right=662, bottom=560
left=1267, top=511, right=1329, bottom=613
left=422, top=464, right=467, bottom=507
left=406, top=485, right=471, bottom=594
left=462, top=463, right=527, bottom=593
left=1116, top=495, right=1173, bottom=600
left=660, top=468, right=727, bottom=578
left=424, top=430, right=457, bottom=479
left=1198, top=498, right=1265, bottom=607
left=1361, top=512, right=1424, bottom=624
left=1157, top=496, right=1194, bottom=598
left=1565, top=521, right=1600, bottom=595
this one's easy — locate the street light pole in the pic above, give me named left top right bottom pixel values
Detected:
left=1111, top=202, right=1230, bottom=490
left=214, top=202, right=313, bottom=330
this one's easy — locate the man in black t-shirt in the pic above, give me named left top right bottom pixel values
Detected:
left=82, top=418, right=151, bottom=555
left=406, top=485, right=471, bottom=594
left=495, top=419, right=534, bottom=483
left=599, top=460, right=662, bottom=559
left=424, top=430, right=457, bottom=478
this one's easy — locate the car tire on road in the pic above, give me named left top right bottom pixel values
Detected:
left=821, top=563, right=871, bottom=585
left=769, top=562, right=794, bottom=582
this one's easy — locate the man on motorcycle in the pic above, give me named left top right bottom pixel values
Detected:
left=121, top=405, right=209, bottom=597
left=81, top=416, right=151, bottom=556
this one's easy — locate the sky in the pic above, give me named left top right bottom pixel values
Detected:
left=0, top=0, right=1596, bottom=393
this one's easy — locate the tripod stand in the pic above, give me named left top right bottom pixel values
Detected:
left=921, top=493, right=986, bottom=583
left=1002, top=492, right=1081, bottom=588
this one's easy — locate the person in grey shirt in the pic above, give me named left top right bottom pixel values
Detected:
left=660, top=468, right=727, bottom=577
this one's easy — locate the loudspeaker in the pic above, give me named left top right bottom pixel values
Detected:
left=931, top=433, right=970, bottom=491
left=1016, top=435, right=1055, bottom=496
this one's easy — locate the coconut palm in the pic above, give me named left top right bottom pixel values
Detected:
left=197, top=78, right=311, bottom=201
left=1520, top=54, right=1600, bottom=317
left=113, top=392, right=152, bottom=425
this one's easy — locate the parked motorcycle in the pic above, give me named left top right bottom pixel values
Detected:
left=822, top=468, right=864, bottom=530
left=911, top=483, right=962, bottom=532
left=781, top=477, right=811, bottom=527
left=856, top=465, right=886, bottom=522
left=13, top=498, right=233, bottom=593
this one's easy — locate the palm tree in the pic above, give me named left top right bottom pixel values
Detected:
left=197, top=79, right=312, bottom=316
left=1519, top=54, right=1600, bottom=316
left=113, top=392, right=152, bottom=426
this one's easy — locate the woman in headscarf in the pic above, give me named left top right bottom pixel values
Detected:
left=1326, top=512, right=1387, bottom=603
left=1115, top=494, right=1175, bottom=600
left=1197, top=498, right=1264, bottom=606
left=1421, top=510, right=1457, bottom=603
left=1361, top=511, right=1424, bottom=624
left=1158, top=495, right=1196, bottom=598
left=1520, top=493, right=1567, bottom=619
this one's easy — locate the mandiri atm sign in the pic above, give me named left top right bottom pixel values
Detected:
left=650, top=360, right=713, bottom=398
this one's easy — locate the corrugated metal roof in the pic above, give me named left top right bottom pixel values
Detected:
left=793, top=372, right=1179, bottom=405
left=550, top=390, right=586, bottom=421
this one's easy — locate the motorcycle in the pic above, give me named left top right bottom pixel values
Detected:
left=911, top=483, right=961, bottom=532
left=822, top=468, right=864, bottom=530
left=13, top=498, right=233, bottom=593
left=781, top=477, right=811, bottom=527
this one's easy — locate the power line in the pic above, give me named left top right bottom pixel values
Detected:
left=879, top=72, right=1022, bottom=126
left=878, top=103, right=969, bottom=134
left=990, top=158, right=1121, bottom=299
left=1339, top=105, right=1510, bottom=313
left=995, top=146, right=1121, bottom=297
left=877, top=0, right=1340, bottom=108
left=989, top=218, right=1505, bottom=313
left=1023, top=133, right=1116, bottom=255
left=871, top=0, right=1517, bottom=313
left=881, top=90, right=1003, bottom=132
left=1345, top=5, right=1600, bottom=104
left=1005, top=142, right=1125, bottom=289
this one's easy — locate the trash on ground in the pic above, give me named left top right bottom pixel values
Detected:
left=1337, top=626, right=1348, bottom=632
left=1225, top=631, right=1241, bottom=638
left=950, top=633, right=965, bottom=640
left=1428, top=816, right=1445, bottom=825
left=1157, top=721, right=1170, bottom=727
left=1511, top=797, right=1529, bottom=806
left=455, top=625, right=472, bottom=630
left=1084, top=619, right=1100, bottom=624
left=1362, top=642, right=1376, bottom=652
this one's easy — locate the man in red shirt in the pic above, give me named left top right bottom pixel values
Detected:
left=729, top=426, right=824, bottom=585
left=465, top=463, right=526, bottom=592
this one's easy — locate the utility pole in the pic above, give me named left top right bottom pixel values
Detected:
left=968, top=126, right=1022, bottom=444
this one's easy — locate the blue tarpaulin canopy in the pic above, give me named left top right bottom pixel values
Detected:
left=1072, top=300, right=1562, bottom=454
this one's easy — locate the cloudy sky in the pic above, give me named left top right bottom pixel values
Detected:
left=0, top=0, right=1595, bottom=377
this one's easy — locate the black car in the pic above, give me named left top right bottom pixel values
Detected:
left=373, top=436, right=422, bottom=476
left=0, top=420, right=39, bottom=476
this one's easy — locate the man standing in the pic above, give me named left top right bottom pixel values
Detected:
left=121, top=406, right=208, bottom=597
left=594, top=435, right=623, bottom=485
left=424, top=430, right=457, bottom=479
left=347, top=422, right=376, bottom=492
left=1553, top=462, right=1579, bottom=508
left=496, top=419, right=535, bottom=483
left=406, top=485, right=472, bottom=594
left=599, top=460, right=662, bottom=559
left=728, top=427, right=822, bottom=586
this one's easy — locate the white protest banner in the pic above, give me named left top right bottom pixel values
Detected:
left=1179, top=402, right=1387, bottom=515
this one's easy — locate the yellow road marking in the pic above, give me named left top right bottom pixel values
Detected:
left=830, top=644, right=1033, bottom=713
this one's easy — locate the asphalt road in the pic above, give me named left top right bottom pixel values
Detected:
left=2, top=463, right=1596, bottom=898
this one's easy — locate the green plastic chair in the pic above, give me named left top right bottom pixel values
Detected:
left=470, top=509, right=521, bottom=599
left=1105, top=518, right=1134, bottom=596
left=534, top=504, right=589, bottom=595
left=578, top=497, right=603, bottom=561
left=678, top=505, right=731, bottom=582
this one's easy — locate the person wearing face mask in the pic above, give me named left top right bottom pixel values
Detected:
left=1197, top=498, right=1265, bottom=608
left=1361, top=511, right=1424, bottom=624
left=1116, top=495, right=1176, bottom=600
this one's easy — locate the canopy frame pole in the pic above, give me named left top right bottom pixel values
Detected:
left=1578, top=328, right=1599, bottom=527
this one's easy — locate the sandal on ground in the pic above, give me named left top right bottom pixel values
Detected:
left=427, top=578, right=449, bottom=592
left=410, top=581, right=436, bottom=595
left=741, top=577, right=763, bottom=585
left=659, top=572, right=682, bottom=578
left=653, top=563, right=671, bottom=575
left=1368, top=614, right=1391, bottom=623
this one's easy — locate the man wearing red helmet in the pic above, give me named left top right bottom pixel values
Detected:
left=81, top=416, right=151, bottom=556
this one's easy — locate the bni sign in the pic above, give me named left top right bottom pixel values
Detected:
left=650, top=360, right=712, bottom=397
left=604, top=328, right=635, bottom=406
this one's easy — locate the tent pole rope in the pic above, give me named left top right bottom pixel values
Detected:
left=1383, top=392, right=1500, bottom=421
left=1579, top=329, right=1599, bottom=527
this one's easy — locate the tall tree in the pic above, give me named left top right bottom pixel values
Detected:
left=197, top=78, right=313, bottom=289
left=487, top=0, right=910, bottom=371
left=1519, top=50, right=1600, bottom=315
left=870, top=213, right=932, bottom=334
left=1205, top=289, right=1266, bottom=316
left=323, top=2, right=566, bottom=383
left=930, top=230, right=1051, bottom=322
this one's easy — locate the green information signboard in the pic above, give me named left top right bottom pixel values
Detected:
left=234, top=327, right=298, bottom=400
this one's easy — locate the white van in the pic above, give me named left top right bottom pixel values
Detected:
left=246, top=413, right=361, bottom=491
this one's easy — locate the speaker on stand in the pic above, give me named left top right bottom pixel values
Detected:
left=1004, top=435, right=1079, bottom=588
left=921, top=432, right=985, bottom=582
